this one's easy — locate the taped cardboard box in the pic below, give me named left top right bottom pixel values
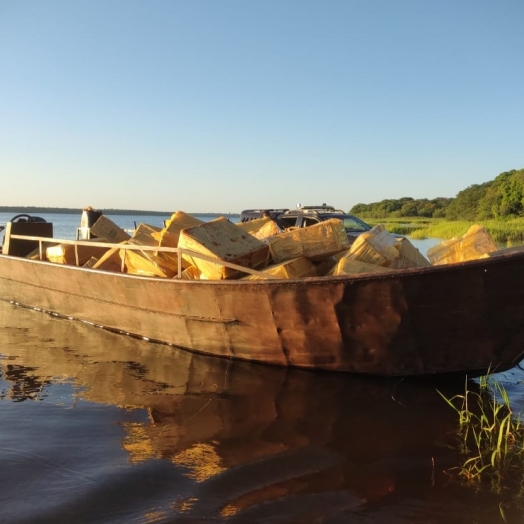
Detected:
left=251, top=219, right=281, bottom=240
left=121, top=248, right=175, bottom=278
left=90, top=215, right=131, bottom=243
left=92, top=222, right=159, bottom=273
left=25, top=242, right=56, bottom=261
left=152, top=211, right=204, bottom=247
left=393, top=237, right=431, bottom=268
left=236, top=217, right=281, bottom=240
left=328, top=257, right=394, bottom=276
left=427, top=225, right=498, bottom=266
left=165, top=210, right=204, bottom=232
left=178, top=217, right=270, bottom=280
left=265, top=218, right=350, bottom=264
left=236, top=217, right=270, bottom=234
left=46, top=240, right=110, bottom=266
left=243, top=257, right=316, bottom=280
left=150, top=212, right=205, bottom=275
left=90, top=222, right=184, bottom=276
left=128, top=223, right=162, bottom=245
left=346, top=225, right=399, bottom=267
left=92, top=247, right=122, bottom=272
left=123, top=223, right=178, bottom=277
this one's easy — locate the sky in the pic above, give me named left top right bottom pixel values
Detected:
left=1, top=1, right=523, bottom=214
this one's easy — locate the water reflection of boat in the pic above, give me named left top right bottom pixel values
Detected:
left=1, top=300, right=501, bottom=522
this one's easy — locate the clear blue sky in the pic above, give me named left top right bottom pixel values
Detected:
left=1, top=1, right=523, bottom=213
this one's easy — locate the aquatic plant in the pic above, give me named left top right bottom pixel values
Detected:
left=438, top=376, right=524, bottom=495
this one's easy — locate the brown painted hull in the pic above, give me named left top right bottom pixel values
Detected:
left=1, top=251, right=524, bottom=376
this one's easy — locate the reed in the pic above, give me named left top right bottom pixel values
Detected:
left=438, top=376, right=524, bottom=495
left=368, top=217, right=524, bottom=245
left=409, top=221, right=474, bottom=240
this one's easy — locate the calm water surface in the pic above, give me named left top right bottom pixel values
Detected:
left=1, top=213, right=523, bottom=523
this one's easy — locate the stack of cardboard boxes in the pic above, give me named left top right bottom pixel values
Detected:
left=34, top=211, right=501, bottom=280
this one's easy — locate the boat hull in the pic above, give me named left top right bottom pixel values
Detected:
left=1, top=252, right=524, bottom=376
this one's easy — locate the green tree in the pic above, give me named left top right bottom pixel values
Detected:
left=350, top=169, right=524, bottom=221
left=399, top=201, right=418, bottom=216
left=477, top=186, right=500, bottom=220
left=445, top=183, right=490, bottom=220
left=496, top=170, right=524, bottom=217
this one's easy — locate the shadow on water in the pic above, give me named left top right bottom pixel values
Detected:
left=0, top=300, right=523, bottom=523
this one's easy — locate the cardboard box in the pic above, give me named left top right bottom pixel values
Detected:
left=393, top=237, right=431, bottom=268
left=122, top=223, right=181, bottom=277
left=243, top=257, right=316, bottom=280
left=90, top=215, right=131, bottom=244
left=121, top=248, right=176, bottom=278
left=178, top=217, right=270, bottom=280
left=236, top=217, right=281, bottom=240
left=46, top=241, right=110, bottom=266
left=166, top=211, right=204, bottom=230
left=151, top=211, right=204, bottom=249
left=265, top=218, right=350, bottom=264
left=236, top=217, right=271, bottom=235
left=92, top=247, right=122, bottom=272
left=127, top=223, right=161, bottom=246
left=346, top=225, right=399, bottom=267
left=328, top=257, right=394, bottom=276
left=251, top=219, right=281, bottom=240
left=427, top=225, right=498, bottom=265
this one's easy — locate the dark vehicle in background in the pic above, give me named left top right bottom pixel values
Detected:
left=240, top=204, right=372, bottom=244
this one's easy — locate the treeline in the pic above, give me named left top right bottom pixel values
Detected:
left=350, top=197, right=452, bottom=219
left=350, top=168, right=524, bottom=220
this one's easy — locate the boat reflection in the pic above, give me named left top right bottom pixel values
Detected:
left=0, top=301, right=509, bottom=522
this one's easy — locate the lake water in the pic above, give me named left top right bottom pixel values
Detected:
left=1, top=212, right=523, bottom=523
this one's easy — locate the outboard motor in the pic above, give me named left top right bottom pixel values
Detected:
left=2, top=214, right=53, bottom=257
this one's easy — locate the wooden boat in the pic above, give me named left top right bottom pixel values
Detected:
left=1, top=222, right=524, bottom=377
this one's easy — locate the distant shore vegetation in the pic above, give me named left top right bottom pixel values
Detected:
left=350, top=168, right=524, bottom=243
left=350, top=168, right=524, bottom=221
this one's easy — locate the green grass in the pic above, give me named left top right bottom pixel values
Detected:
left=366, top=217, right=524, bottom=245
left=438, top=376, right=524, bottom=498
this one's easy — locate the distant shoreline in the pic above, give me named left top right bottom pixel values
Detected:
left=0, top=207, right=239, bottom=217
